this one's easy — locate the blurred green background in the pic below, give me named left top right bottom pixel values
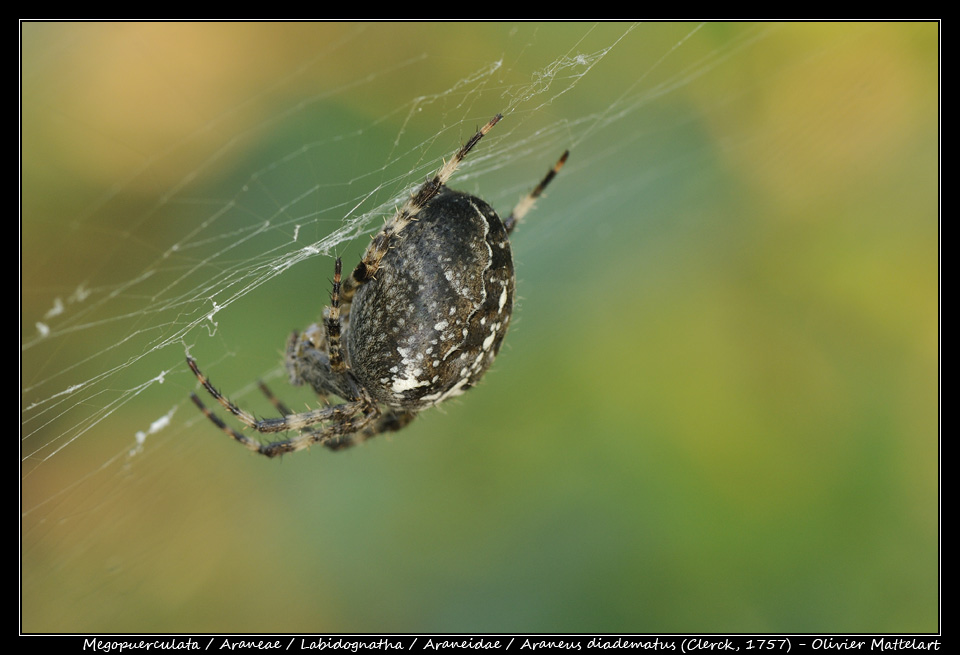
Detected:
left=21, top=22, right=938, bottom=633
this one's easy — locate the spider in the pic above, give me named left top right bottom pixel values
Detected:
left=188, top=113, right=568, bottom=457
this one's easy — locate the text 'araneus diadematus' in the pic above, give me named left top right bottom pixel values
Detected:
left=187, top=113, right=568, bottom=457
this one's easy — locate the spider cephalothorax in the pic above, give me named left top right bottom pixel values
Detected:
left=188, top=113, right=567, bottom=457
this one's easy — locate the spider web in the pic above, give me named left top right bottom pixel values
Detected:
left=21, top=22, right=939, bottom=633
left=23, top=21, right=717, bottom=498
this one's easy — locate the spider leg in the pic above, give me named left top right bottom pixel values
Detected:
left=187, top=356, right=365, bottom=434
left=246, top=378, right=414, bottom=453
left=257, top=380, right=294, bottom=416
left=503, top=150, right=569, bottom=235
left=322, top=409, right=419, bottom=451
left=190, top=391, right=379, bottom=457
left=285, top=328, right=315, bottom=387
left=259, top=377, right=333, bottom=418
left=325, top=257, right=347, bottom=372
left=341, top=113, right=502, bottom=303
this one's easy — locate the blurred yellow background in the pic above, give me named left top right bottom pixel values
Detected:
left=21, top=22, right=938, bottom=632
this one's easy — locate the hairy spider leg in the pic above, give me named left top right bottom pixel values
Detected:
left=257, top=380, right=294, bottom=416
left=258, top=376, right=334, bottom=417
left=190, top=391, right=379, bottom=457
left=322, top=409, right=419, bottom=451
left=254, top=378, right=418, bottom=452
left=340, top=113, right=503, bottom=304
left=325, top=257, right=347, bottom=372
left=188, top=356, right=381, bottom=457
left=503, top=150, right=569, bottom=235
left=220, top=362, right=413, bottom=453
left=188, top=356, right=365, bottom=433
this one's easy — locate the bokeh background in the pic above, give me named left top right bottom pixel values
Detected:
left=21, top=22, right=938, bottom=633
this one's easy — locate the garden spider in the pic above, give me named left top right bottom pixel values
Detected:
left=188, top=113, right=567, bottom=457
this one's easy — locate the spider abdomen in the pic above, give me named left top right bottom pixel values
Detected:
left=346, top=188, right=515, bottom=409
